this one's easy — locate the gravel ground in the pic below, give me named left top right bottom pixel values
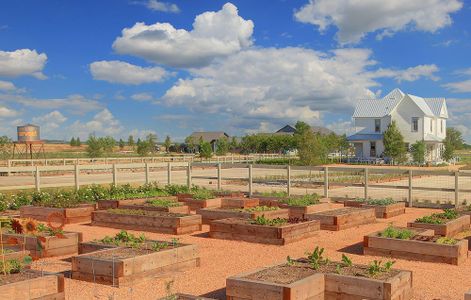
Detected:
left=29, top=205, right=471, bottom=300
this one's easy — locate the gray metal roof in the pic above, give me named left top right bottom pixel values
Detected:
left=347, top=133, right=383, bottom=141
left=352, top=88, right=447, bottom=118
left=188, top=132, right=229, bottom=143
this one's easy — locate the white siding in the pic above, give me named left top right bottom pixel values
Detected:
left=390, top=96, right=425, bottom=143
left=354, top=116, right=391, bottom=134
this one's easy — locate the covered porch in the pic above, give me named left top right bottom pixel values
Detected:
left=347, top=133, right=384, bottom=160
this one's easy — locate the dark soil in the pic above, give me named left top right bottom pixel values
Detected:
left=106, top=209, right=186, bottom=217
left=245, top=260, right=400, bottom=284
left=0, top=271, right=42, bottom=286
left=85, top=248, right=154, bottom=260
left=311, top=207, right=363, bottom=216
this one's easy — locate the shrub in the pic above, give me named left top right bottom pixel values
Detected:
left=280, top=194, right=320, bottom=206
left=379, top=225, right=414, bottom=240
left=0, top=193, right=8, bottom=211
left=415, top=209, right=458, bottom=224
left=9, top=192, right=32, bottom=209
left=192, top=189, right=215, bottom=200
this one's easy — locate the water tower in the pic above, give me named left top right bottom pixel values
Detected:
left=12, top=124, right=46, bottom=159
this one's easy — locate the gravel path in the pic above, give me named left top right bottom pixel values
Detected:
left=30, top=205, right=471, bottom=300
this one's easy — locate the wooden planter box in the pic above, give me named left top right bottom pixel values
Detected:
left=2, top=232, right=82, bottom=258
left=364, top=228, right=468, bottom=265
left=344, top=201, right=406, bottom=218
left=79, top=241, right=119, bottom=254
left=97, top=196, right=178, bottom=210
left=91, top=210, right=202, bottom=235
left=0, top=270, right=65, bottom=300
left=226, top=264, right=325, bottom=300
left=279, top=203, right=331, bottom=218
left=465, top=289, right=471, bottom=300
left=227, top=263, right=412, bottom=300
left=306, top=207, right=376, bottom=231
left=196, top=207, right=289, bottom=225
left=119, top=203, right=190, bottom=214
left=209, top=218, right=320, bottom=245
left=179, top=198, right=222, bottom=211
left=159, top=294, right=215, bottom=300
left=176, top=193, right=193, bottom=202
left=251, top=196, right=283, bottom=207
left=72, top=243, right=199, bottom=286
left=407, top=214, right=471, bottom=237
left=20, top=204, right=96, bottom=224
left=221, top=197, right=259, bottom=209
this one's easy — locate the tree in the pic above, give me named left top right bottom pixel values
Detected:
left=76, top=137, right=81, bottom=146
left=442, top=140, right=454, bottom=161
left=216, top=137, right=229, bottom=156
left=119, top=139, right=125, bottom=150
left=383, top=121, right=407, bottom=164
left=101, top=136, right=115, bottom=155
left=86, top=135, right=103, bottom=158
left=70, top=137, right=76, bottom=147
left=199, top=140, right=213, bottom=159
left=0, top=136, right=12, bottom=160
left=446, top=128, right=464, bottom=150
left=146, top=133, right=158, bottom=154
left=185, top=136, right=195, bottom=153
left=411, top=140, right=426, bottom=164
left=297, top=129, right=326, bottom=165
left=164, top=135, right=171, bottom=153
left=229, top=137, right=238, bottom=152
left=137, top=140, right=150, bottom=156
left=128, top=135, right=135, bottom=149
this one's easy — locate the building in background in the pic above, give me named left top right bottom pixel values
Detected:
left=188, top=131, right=230, bottom=152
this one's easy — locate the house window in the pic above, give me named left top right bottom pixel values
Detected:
left=411, top=117, right=419, bottom=132
left=370, top=141, right=376, bottom=157
left=374, top=119, right=381, bottom=133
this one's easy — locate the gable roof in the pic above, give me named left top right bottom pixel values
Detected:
left=188, top=132, right=229, bottom=143
left=274, top=125, right=334, bottom=136
left=276, top=125, right=296, bottom=133
left=352, top=88, right=447, bottom=119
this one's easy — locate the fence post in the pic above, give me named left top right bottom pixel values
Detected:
left=248, top=164, right=253, bottom=197
left=112, top=164, right=118, bottom=186
left=408, top=170, right=413, bottom=207
left=7, top=160, right=10, bottom=176
left=145, top=163, right=150, bottom=184
left=167, top=162, right=172, bottom=185
left=364, top=168, right=368, bottom=199
left=35, top=166, right=40, bottom=192
left=217, top=163, right=222, bottom=190
left=74, top=164, right=80, bottom=191
left=187, top=163, right=192, bottom=188
left=455, top=171, right=460, bottom=208
left=287, top=165, right=291, bottom=196
left=63, top=158, right=66, bottom=166
left=324, top=167, right=329, bottom=198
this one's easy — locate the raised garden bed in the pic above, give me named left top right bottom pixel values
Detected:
left=97, top=196, right=178, bottom=210
left=159, top=294, right=215, bottom=300
left=0, top=270, right=65, bottom=300
left=364, top=226, right=468, bottom=265
left=221, top=197, right=259, bottom=209
left=227, top=258, right=412, bottom=300
left=178, top=197, right=222, bottom=211
left=0, top=245, right=31, bottom=261
left=407, top=210, right=470, bottom=237
left=277, top=195, right=331, bottom=218
left=72, top=241, right=199, bottom=286
left=118, top=198, right=190, bottom=214
left=3, top=231, right=83, bottom=259
left=20, top=203, right=96, bottom=224
left=306, top=207, right=376, bottom=231
left=466, top=289, right=471, bottom=300
left=344, top=198, right=406, bottom=219
left=91, top=209, right=202, bottom=235
left=209, top=217, right=320, bottom=245
left=196, top=206, right=289, bottom=225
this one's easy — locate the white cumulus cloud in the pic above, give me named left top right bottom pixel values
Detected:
left=68, top=109, right=124, bottom=138
left=0, top=80, right=16, bottom=91
left=0, top=49, right=47, bottom=79
left=32, top=111, right=67, bottom=133
left=294, top=0, right=463, bottom=44
left=0, top=106, right=19, bottom=118
left=145, top=0, right=179, bottom=13
left=90, top=60, right=169, bottom=85
left=112, top=2, right=254, bottom=68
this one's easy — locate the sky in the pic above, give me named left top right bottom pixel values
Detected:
left=1, top=0, right=471, bottom=142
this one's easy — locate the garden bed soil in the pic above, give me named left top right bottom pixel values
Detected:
left=97, top=196, right=178, bottom=210
left=344, top=201, right=406, bottom=219
left=221, top=197, right=259, bottom=209
left=118, top=202, right=190, bottom=214
left=20, top=204, right=96, bottom=224
left=72, top=243, right=199, bottom=286
left=364, top=227, right=468, bottom=265
left=2, top=231, right=82, bottom=259
left=305, top=207, right=376, bottom=231
left=278, top=202, right=332, bottom=219
left=196, top=207, right=290, bottom=225
left=407, top=214, right=470, bottom=237
left=209, top=218, right=320, bottom=245
left=159, top=294, right=216, bottom=300
left=91, top=210, right=202, bottom=235
left=79, top=241, right=119, bottom=254
left=0, top=270, right=65, bottom=299
left=227, top=261, right=412, bottom=300
left=178, top=197, right=222, bottom=211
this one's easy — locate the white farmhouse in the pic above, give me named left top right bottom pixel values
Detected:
left=348, top=88, right=448, bottom=162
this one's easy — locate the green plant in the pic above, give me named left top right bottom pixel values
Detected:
left=191, top=189, right=215, bottom=200
left=436, top=237, right=458, bottom=245
left=356, top=198, right=397, bottom=206
left=415, top=209, right=458, bottom=224
left=286, top=256, right=296, bottom=266
left=98, top=230, right=146, bottom=248
left=306, top=246, right=328, bottom=270
left=151, top=241, right=169, bottom=251
left=341, top=254, right=352, bottom=267
left=367, top=260, right=395, bottom=277
left=250, top=216, right=287, bottom=226
left=279, top=194, right=320, bottom=206
left=0, top=256, right=32, bottom=275
left=379, top=225, right=415, bottom=240
left=241, top=206, right=279, bottom=212
left=146, top=198, right=181, bottom=208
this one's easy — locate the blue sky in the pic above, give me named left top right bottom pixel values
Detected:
left=1, top=0, right=470, bottom=142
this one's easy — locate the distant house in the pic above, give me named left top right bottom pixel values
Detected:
left=188, top=131, right=230, bottom=152
left=348, top=88, right=448, bottom=162
left=275, top=124, right=334, bottom=135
